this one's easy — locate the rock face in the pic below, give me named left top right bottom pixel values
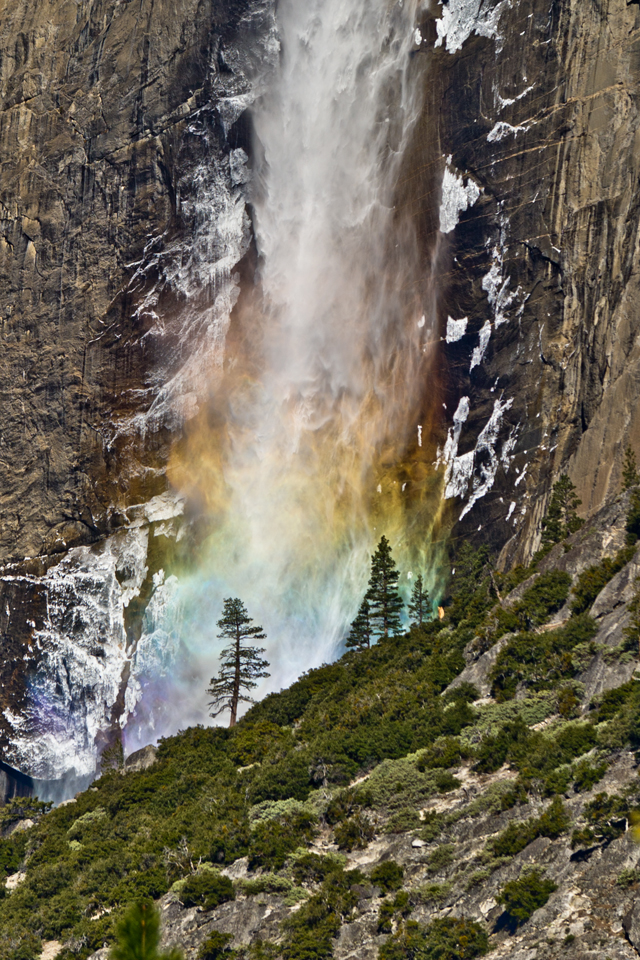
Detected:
left=0, top=0, right=276, bottom=777
left=428, top=0, right=640, bottom=562
left=1, top=0, right=640, bottom=776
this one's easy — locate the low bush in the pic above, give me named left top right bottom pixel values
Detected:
left=571, top=792, right=632, bottom=848
left=425, top=844, right=455, bottom=873
left=377, top=891, right=412, bottom=933
left=180, top=873, right=235, bottom=911
left=378, top=917, right=488, bottom=960
left=490, top=615, right=597, bottom=702
left=370, top=861, right=404, bottom=893
left=248, top=809, right=317, bottom=871
left=490, top=797, right=570, bottom=858
left=198, top=931, right=237, bottom=960
left=333, top=813, right=375, bottom=851
left=570, top=546, right=636, bottom=615
left=496, top=870, right=557, bottom=927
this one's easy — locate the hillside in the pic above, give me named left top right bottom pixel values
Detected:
left=0, top=484, right=639, bottom=960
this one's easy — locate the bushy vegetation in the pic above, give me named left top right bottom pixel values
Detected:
left=570, top=546, right=636, bottom=615
left=496, top=870, right=557, bottom=927
left=378, top=917, right=488, bottom=960
left=1, top=499, right=639, bottom=960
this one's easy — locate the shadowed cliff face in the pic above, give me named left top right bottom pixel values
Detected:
left=0, top=0, right=276, bottom=776
left=1, top=0, right=640, bottom=778
left=428, top=0, right=640, bottom=563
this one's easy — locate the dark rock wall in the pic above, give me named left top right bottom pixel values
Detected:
left=427, top=0, right=640, bottom=563
left=0, top=0, right=259, bottom=561
left=1, top=0, right=640, bottom=773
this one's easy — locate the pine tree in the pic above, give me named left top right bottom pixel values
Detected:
left=346, top=598, right=372, bottom=650
left=207, top=598, right=270, bottom=728
left=366, top=536, right=404, bottom=639
left=408, top=574, right=430, bottom=627
left=541, top=474, right=584, bottom=545
left=622, top=445, right=640, bottom=490
left=110, top=899, right=183, bottom=960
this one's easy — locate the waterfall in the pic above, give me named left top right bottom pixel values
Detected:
left=128, top=0, right=434, bottom=743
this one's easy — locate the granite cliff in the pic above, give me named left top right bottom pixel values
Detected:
left=0, top=0, right=638, bottom=785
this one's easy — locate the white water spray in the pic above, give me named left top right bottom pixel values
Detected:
left=129, top=0, right=432, bottom=742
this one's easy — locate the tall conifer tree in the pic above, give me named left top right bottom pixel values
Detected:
left=111, top=899, right=183, bottom=959
left=346, top=598, right=372, bottom=650
left=541, top=475, right=583, bottom=545
left=366, top=536, right=404, bottom=639
left=207, top=598, right=270, bottom=727
left=408, top=574, right=430, bottom=627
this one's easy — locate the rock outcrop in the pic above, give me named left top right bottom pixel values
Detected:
left=2, top=0, right=640, bottom=777
left=429, top=0, right=640, bottom=563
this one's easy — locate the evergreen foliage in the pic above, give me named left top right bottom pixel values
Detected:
left=365, top=536, right=404, bottom=639
left=622, top=445, right=640, bottom=490
left=627, top=489, right=640, bottom=544
left=408, top=574, right=430, bottom=626
left=541, top=475, right=583, bottom=545
left=179, top=872, right=234, bottom=911
left=198, top=932, right=237, bottom=960
left=378, top=917, right=488, bottom=960
left=345, top=599, right=372, bottom=650
left=570, top=545, right=636, bottom=614
left=101, top=737, right=125, bottom=772
left=496, top=871, right=557, bottom=927
left=3, top=527, right=640, bottom=960
left=207, top=598, right=270, bottom=727
left=110, top=900, right=183, bottom=960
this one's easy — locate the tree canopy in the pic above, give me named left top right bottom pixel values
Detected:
left=207, top=598, right=270, bottom=727
left=366, top=536, right=404, bottom=639
left=541, top=474, right=583, bottom=545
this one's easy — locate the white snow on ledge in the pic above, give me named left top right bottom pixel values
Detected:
left=436, top=0, right=511, bottom=55
left=487, top=121, right=530, bottom=142
left=446, top=316, right=468, bottom=342
left=470, top=320, right=492, bottom=370
left=439, top=397, right=516, bottom=518
left=439, top=157, right=482, bottom=234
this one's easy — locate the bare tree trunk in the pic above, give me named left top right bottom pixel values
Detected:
left=229, top=626, right=241, bottom=728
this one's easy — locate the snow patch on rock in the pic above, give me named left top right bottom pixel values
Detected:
left=446, top=316, right=468, bottom=342
left=482, top=213, right=527, bottom=326
left=487, top=120, right=530, bottom=142
left=436, top=0, right=511, bottom=55
left=439, top=397, right=515, bottom=518
left=439, top=157, right=482, bottom=234
left=470, top=320, right=492, bottom=370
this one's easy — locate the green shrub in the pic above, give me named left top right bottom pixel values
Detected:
left=179, top=873, right=235, bottom=911
left=572, top=758, right=607, bottom=792
left=334, top=813, right=375, bottom=851
left=496, top=870, right=557, bottom=927
left=288, top=852, right=345, bottom=886
left=280, top=866, right=365, bottom=960
left=491, top=797, right=570, bottom=858
left=617, top=867, right=640, bottom=887
left=425, top=844, right=455, bottom=873
left=198, top=932, right=237, bottom=960
left=417, top=737, right=467, bottom=771
left=627, top=489, right=640, bottom=544
left=248, top=809, right=317, bottom=871
left=570, top=792, right=631, bottom=848
left=571, top=546, right=635, bottom=615
left=383, top=809, right=422, bottom=834
left=377, top=892, right=412, bottom=934
left=489, top=615, right=597, bottom=702
left=378, top=917, right=488, bottom=960
left=370, top=861, right=404, bottom=893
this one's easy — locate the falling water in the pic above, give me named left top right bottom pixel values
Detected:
left=128, top=0, right=438, bottom=742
